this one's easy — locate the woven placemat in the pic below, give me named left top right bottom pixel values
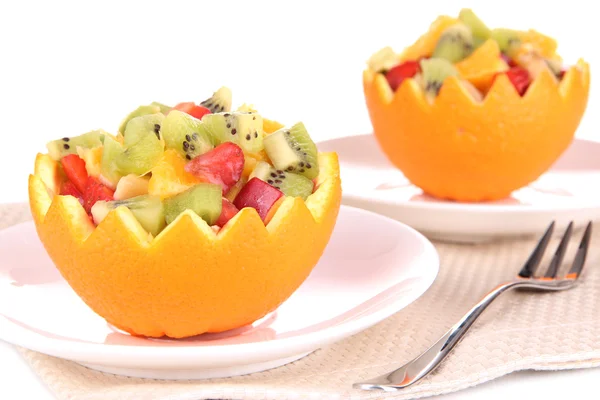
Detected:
left=2, top=202, right=599, bottom=400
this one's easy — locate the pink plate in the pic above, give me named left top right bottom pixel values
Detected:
left=319, top=135, right=600, bottom=243
left=0, top=205, right=438, bottom=380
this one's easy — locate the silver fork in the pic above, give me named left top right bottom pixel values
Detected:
left=353, top=220, right=593, bottom=392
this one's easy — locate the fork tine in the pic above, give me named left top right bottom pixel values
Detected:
left=544, top=221, right=573, bottom=278
left=519, top=221, right=555, bottom=278
left=566, top=222, right=592, bottom=279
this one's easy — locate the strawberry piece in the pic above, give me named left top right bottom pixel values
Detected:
left=558, top=69, right=567, bottom=80
left=504, top=67, right=531, bottom=96
left=61, top=154, right=89, bottom=193
left=60, top=180, right=84, bottom=205
left=233, top=177, right=284, bottom=221
left=385, top=60, right=420, bottom=91
left=173, top=102, right=212, bottom=120
left=500, top=53, right=518, bottom=67
left=83, top=177, right=115, bottom=214
left=184, top=142, right=244, bottom=193
left=215, top=198, right=239, bottom=228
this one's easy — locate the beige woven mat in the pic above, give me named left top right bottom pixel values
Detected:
left=2, top=203, right=599, bottom=400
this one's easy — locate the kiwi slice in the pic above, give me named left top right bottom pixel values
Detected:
left=151, top=101, right=172, bottom=115
left=199, top=86, right=232, bottom=113
left=202, top=111, right=264, bottom=153
left=123, top=113, right=165, bottom=146
left=263, top=122, right=319, bottom=180
left=161, top=110, right=214, bottom=161
left=419, top=58, right=459, bottom=101
left=458, top=9, right=491, bottom=46
left=250, top=161, right=313, bottom=200
left=116, top=132, right=164, bottom=176
left=100, top=135, right=125, bottom=187
left=118, top=104, right=162, bottom=134
left=491, top=28, right=521, bottom=56
left=47, top=130, right=105, bottom=161
left=163, top=183, right=222, bottom=225
left=432, top=23, right=474, bottom=63
left=91, top=195, right=166, bottom=237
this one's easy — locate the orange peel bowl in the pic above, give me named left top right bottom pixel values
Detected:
left=28, top=152, right=341, bottom=338
left=364, top=27, right=590, bottom=202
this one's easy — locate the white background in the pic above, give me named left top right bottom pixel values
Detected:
left=0, top=0, right=598, bottom=398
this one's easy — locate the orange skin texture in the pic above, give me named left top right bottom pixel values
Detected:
left=29, top=152, right=341, bottom=338
left=363, top=61, right=590, bottom=202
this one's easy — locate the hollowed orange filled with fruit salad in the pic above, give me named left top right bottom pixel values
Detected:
left=29, top=87, right=341, bottom=338
left=363, top=9, right=590, bottom=202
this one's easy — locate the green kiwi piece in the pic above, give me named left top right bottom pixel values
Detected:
left=250, top=161, right=314, bottom=200
left=100, top=135, right=125, bottom=187
left=163, top=183, right=222, bottom=225
left=432, top=23, right=474, bottom=63
left=199, top=86, right=232, bottom=113
left=161, top=110, right=214, bottom=160
left=458, top=9, right=491, bottom=45
left=263, top=122, right=319, bottom=180
left=123, top=113, right=165, bottom=146
left=116, top=132, right=164, bottom=176
left=47, top=130, right=106, bottom=161
left=419, top=58, right=459, bottom=101
left=118, top=104, right=162, bottom=134
left=202, top=111, right=264, bottom=153
left=151, top=101, right=172, bottom=115
left=491, top=28, right=521, bottom=56
left=91, top=195, right=166, bottom=237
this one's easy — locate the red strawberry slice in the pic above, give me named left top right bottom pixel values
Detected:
left=385, top=60, right=421, bottom=91
left=60, top=180, right=84, bottom=205
left=184, top=142, right=244, bottom=193
left=504, top=67, right=531, bottom=96
left=82, top=177, right=115, bottom=214
left=215, top=198, right=239, bottom=228
left=61, top=154, right=88, bottom=193
left=173, top=102, right=212, bottom=120
left=233, top=177, right=283, bottom=221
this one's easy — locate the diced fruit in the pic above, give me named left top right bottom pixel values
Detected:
left=418, top=58, right=459, bottom=102
left=199, top=86, right=232, bottom=113
left=385, top=60, right=421, bottom=91
left=163, top=183, right=222, bottom=225
left=367, top=46, right=401, bottom=73
left=491, top=28, right=521, bottom=57
left=100, top=135, right=124, bottom=188
left=515, top=47, right=558, bottom=82
left=61, top=154, right=89, bottom=193
left=518, top=30, right=558, bottom=59
left=399, top=15, right=461, bottom=61
left=118, top=104, right=161, bottom=134
left=83, top=177, right=115, bottom=214
left=461, top=80, right=483, bottom=102
left=91, top=195, right=165, bottom=237
left=47, top=130, right=105, bottom=161
left=173, top=102, right=212, bottom=120
left=151, top=101, right=172, bottom=114
left=148, top=149, right=202, bottom=198
left=242, top=150, right=269, bottom=178
left=60, top=180, right=84, bottom=204
left=263, top=122, right=319, bottom=180
left=432, top=23, right=474, bottom=63
left=215, top=198, right=239, bottom=228
left=458, top=9, right=491, bottom=46
left=264, top=197, right=285, bottom=225
left=184, top=142, right=244, bottom=193
left=202, top=111, right=264, bottom=153
left=116, top=132, right=164, bottom=176
left=500, top=53, right=517, bottom=67
left=161, top=110, right=214, bottom=160
left=497, top=67, right=531, bottom=96
left=123, top=113, right=164, bottom=146
left=114, top=174, right=150, bottom=200
left=545, top=58, right=563, bottom=78
left=233, top=177, right=284, bottom=221
left=237, top=104, right=285, bottom=134
left=76, top=146, right=103, bottom=178
left=224, top=176, right=247, bottom=202
left=250, top=161, right=314, bottom=200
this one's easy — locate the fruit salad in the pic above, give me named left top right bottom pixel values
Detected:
left=47, top=87, right=322, bottom=237
left=368, top=8, right=569, bottom=102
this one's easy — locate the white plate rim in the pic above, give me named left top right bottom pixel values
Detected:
left=0, top=205, right=439, bottom=366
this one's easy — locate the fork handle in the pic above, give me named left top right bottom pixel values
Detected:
left=354, top=280, right=523, bottom=391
